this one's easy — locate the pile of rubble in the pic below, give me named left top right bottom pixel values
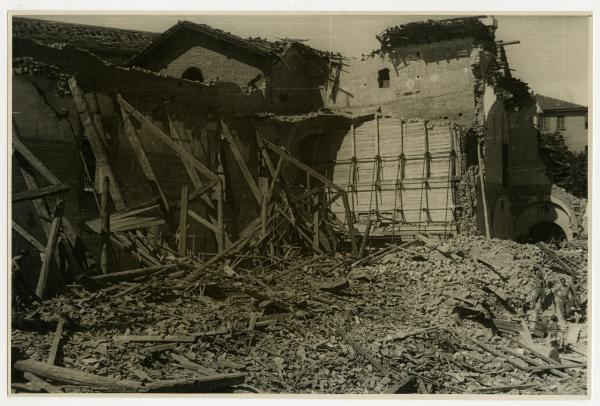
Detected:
left=11, top=233, right=588, bottom=394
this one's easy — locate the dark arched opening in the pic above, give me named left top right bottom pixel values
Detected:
left=528, top=221, right=567, bottom=244
left=181, top=67, right=204, bottom=82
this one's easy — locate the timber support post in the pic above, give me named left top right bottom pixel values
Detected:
left=100, top=176, right=111, bottom=275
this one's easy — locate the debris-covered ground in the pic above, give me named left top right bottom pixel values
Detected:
left=11, top=234, right=588, bottom=395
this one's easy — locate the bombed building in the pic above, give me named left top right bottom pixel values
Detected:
left=9, top=15, right=588, bottom=395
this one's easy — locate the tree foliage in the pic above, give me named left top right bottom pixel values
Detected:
left=539, top=132, right=587, bottom=198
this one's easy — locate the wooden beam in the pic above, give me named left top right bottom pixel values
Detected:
left=260, top=136, right=344, bottom=193
left=12, top=221, right=45, bottom=251
left=91, top=264, right=177, bottom=283
left=100, top=176, right=110, bottom=275
left=359, top=218, right=373, bottom=258
left=168, top=116, right=204, bottom=191
left=118, top=95, right=227, bottom=248
left=259, top=176, right=269, bottom=237
left=341, top=192, right=359, bottom=257
left=117, top=95, right=219, bottom=182
left=188, top=209, right=219, bottom=234
left=259, top=135, right=359, bottom=255
left=118, top=102, right=170, bottom=213
left=312, top=195, right=320, bottom=251
left=14, top=359, right=141, bottom=391
left=47, top=318, right=65, bottom=365
left=477, top=141, right=491, bottom=238
left=12, top=136, right=61, bottom=185
left=221, top=120, right=262, bottom=204
left=12, top=183, right=69, bottom=204
left=18, top=166, right=51, bottom=236
left=36, top=200, right=63, bottom=299
left=215, top=181, right=225, bottom=253
left=178, top=185, right=189, bottom=256
left=68, top=78, right=126, bottom=210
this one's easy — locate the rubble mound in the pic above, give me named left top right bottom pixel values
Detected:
left=11, top=234, right=587, bottom=395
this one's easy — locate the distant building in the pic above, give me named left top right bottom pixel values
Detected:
left=535, top=94, right=588, bottom=153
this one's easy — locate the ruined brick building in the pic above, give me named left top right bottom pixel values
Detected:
left=11, top=16, right=583, bottom=281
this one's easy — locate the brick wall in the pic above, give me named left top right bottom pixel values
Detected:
left=165, top=46, right=264, bottom=86
left=326, top=38, right=478, bottom=126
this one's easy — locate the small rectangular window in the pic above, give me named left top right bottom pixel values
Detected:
left=538, top=116, right=548, bottom=131
left=378, top=69, right=390, bottom=88
left=557, top=115, right=565, bottom=130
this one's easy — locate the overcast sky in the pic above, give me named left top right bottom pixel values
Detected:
left=28, top=14, right=590, bottom=106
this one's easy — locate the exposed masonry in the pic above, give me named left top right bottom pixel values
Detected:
left=9, top=15, right=588, bottom=396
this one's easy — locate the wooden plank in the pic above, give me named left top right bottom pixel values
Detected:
left=14, top=359, right=141, bottom=391
left=12, top=135, right=62, bottom=185
left=168, top=115, right=204, bottom=191
left=47, top=318, right=65, bottom=365
left=117, top=95, right=219, bottom=182
left=118, top=102, right=170, bottom=213
left=23, top=372, right=63, bottom=393
left=188, top=209, right=219, bottom=234
left=87, top=92, right=110, bottom=144
left=466, top=337, right=529, bottom=371
left=498, top=345, right=568, bottom=378
left=16, top=162, right=85, bottom=276
left=68, top=78, right=126, bottom=210
left=140, top=343, right=178, bottom=355
left=91, top=264, right=177, bottom=283
left=18, top=166, right=51, bottom=236
left=525, top=363, right=586, bottom=371
left=313, top=195, right=320, bottom=251
left=12, top=221, right=45, bottom=251
left=536, top=242, right=576, bottom=277
left=178, top=185, right=189, bottom=256
left=36, top=200, right=63, bottom=299
left=221, top=120, right=262, bottom=204
left=359, top=218, right=373, bottom=258
left=260, top=136, right=344, bottom=193
left=266, top=156, right=284, bottom=203
left=143, top=373, right=245, bottom=392
left=477, top=141, right=490, bottom=238
left=12, top=183, right=69, bottom=203
left=342, top=192, right=359, bottom=257
left=115, top=335, right=196, bottom=343
left=215, top=181, right=225, bottom=252
left=259, top=176, right=269, bottom=237
left=118, top=95, right=227, bottom=248
left=100, top=176, right=110, bottom=275
left=170, top=352, right=217, bottom=375
left=260, top=135, right=358, bottom=255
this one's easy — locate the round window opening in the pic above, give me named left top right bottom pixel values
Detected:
left=181, top=67, right=204, bottom=82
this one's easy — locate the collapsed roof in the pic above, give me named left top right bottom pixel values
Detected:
left=12, top=16, right=159, bottom=64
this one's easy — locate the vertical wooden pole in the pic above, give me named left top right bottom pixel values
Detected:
left=312, top=195, right=320, bottom=252
left=259, top=176, right=269, bottom=237
left=36, top=199, right=63, bottom=299
left=359, top=218, right=373, bottom=258
left=342, top=192, right=359, bottom=257
left=100, top=176, right=110, bottom=275
left=178, top=185, right=189, bottom=256
left=477, top=142, right=491, bottom=239
left=216, top=181, right=225, bottom=253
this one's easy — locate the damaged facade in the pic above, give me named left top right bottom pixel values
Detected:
left=11, top=16, right=583, bottom=270
left=9, top=15, right=589, bottom=395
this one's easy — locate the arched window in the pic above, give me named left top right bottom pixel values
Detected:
left=181, top=67, right=204, bottom=82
